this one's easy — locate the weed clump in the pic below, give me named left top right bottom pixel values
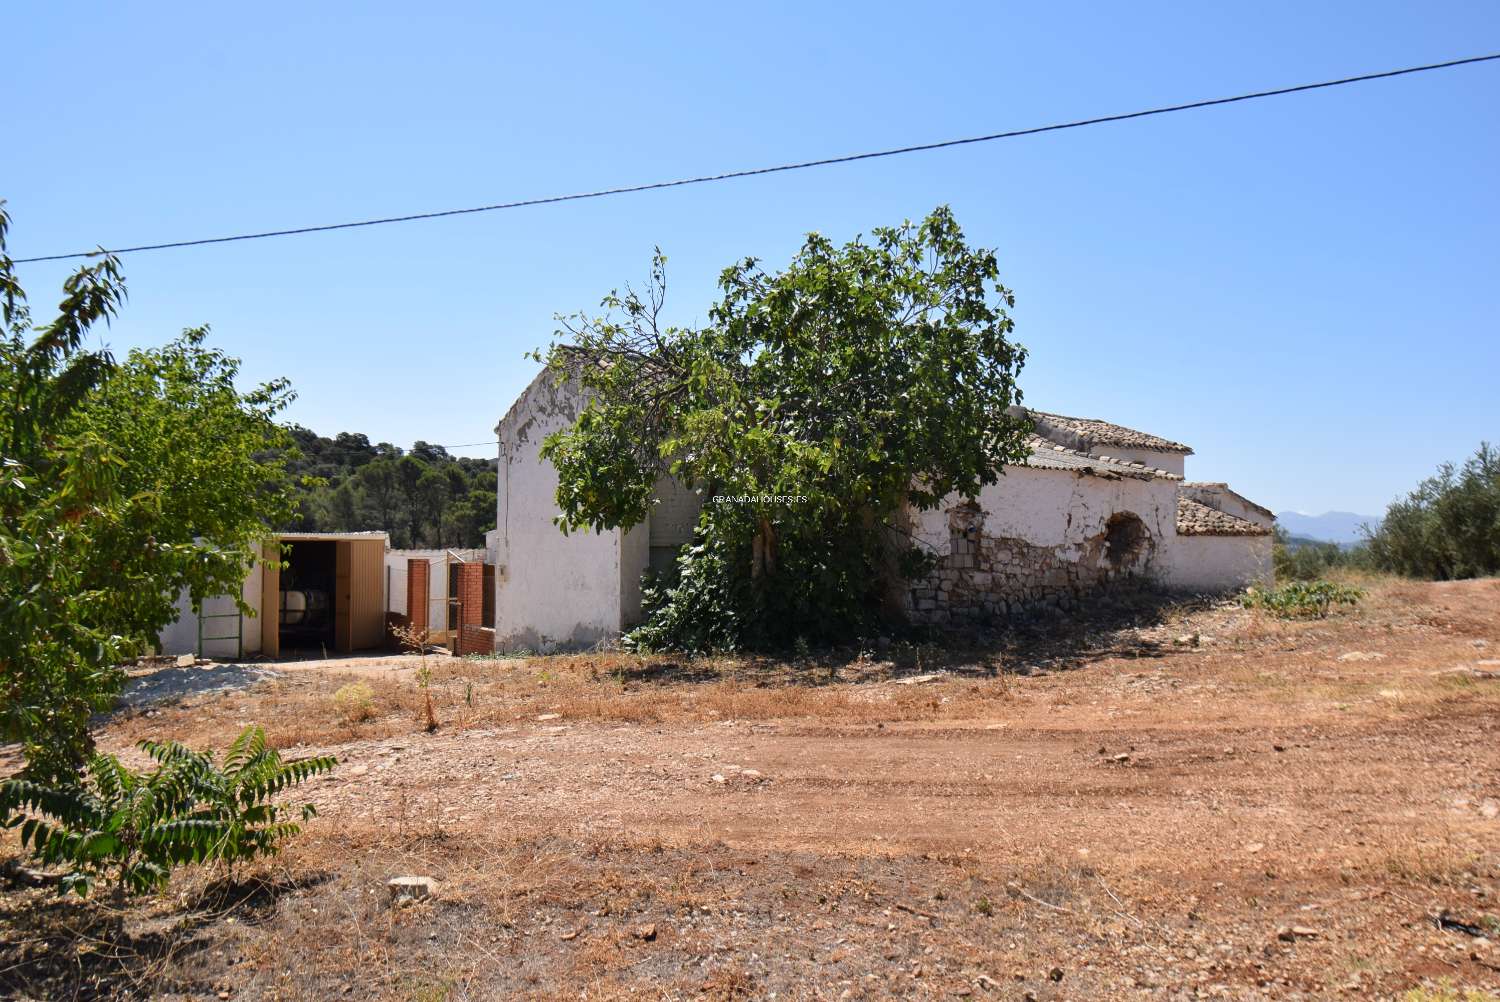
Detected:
left=332, top=682, right=376, bottom=723
left=1242, top=581, right=1363, bottom=619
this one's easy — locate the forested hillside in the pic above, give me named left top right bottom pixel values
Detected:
left=277, top=427, right=496, bottom=548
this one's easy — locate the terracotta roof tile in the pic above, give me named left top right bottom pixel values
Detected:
left=1020, top=436, right=1182, bottom=481
left=1026, top=409, right=1193, bottom=455
left=1176, top=498, right=1271, bottom=536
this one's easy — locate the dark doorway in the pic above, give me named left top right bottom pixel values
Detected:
left=279, top=540, right=336, bottom=653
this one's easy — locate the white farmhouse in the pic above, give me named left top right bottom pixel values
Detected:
left=488, top=374, right=1272, bottom=651
left=900, top=408, right=1273, bottom=625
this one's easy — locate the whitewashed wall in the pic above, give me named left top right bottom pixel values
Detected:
left=1166, top=534, right=1273, bottom=592
left=1178, top=484, right=1274, bottom=529
left=493, top=372, right=629, bottom=652
left=157, top=559, right=264, bottom=659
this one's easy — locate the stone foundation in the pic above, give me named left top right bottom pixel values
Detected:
left=906, top=502, right=1156, bottom=625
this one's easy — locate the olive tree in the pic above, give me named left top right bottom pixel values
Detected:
left=536, top=207, right=1031, bottom=650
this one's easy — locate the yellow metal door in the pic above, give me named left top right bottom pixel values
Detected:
left=348, top=539, right=386, bottom=650
left=260, top=540, right=281, bottom=659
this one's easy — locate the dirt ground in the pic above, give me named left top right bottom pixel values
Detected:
left=3, top=576, right=1499, bottom=1001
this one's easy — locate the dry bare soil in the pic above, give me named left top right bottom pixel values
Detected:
left=4, top=577, right=1500, bottom=1001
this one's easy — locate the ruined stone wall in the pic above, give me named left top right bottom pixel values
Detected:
left=904, top=468, right=1177, bottom=625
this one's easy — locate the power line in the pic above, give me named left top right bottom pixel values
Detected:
left=13, top=52, right=1499, bottom=265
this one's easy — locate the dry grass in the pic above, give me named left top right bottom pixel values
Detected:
left=108, top=649, right=1034, bottom=755
left=8, top=576, right=1500, bottom=1000
left=1378, top=828, right=1489, bottom=888
left=94, top=572, right=1500, bottom=765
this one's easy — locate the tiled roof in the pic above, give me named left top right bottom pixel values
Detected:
left=1176, top=498, right=1272, bottom=536
left=1021, top=436, right=1182, bottom=481
left=1026, top=409, right=1193, bottom=455
left=1182, top=482, right=1275, bottom=519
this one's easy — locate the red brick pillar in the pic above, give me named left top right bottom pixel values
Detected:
left=407, top=559, right=429, bottom=636
left=457, top=562, right=482, bottom=628
left=455, top=562, right=488, bottom=655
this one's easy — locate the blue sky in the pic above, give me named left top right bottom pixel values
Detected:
left=6, top=2, right=1497, bottom=515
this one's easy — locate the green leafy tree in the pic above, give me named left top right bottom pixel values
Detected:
left=0, top=202, right=297, bottom=780
left=356, top=457, right=400, bottom=530
left=537, top=207, right=1031, bottom=649
left=1272, top=525, right=1368, bottom=582
left=1365, top=443, right=1500, bottom=579
left=327, top=480, right=359, bottom=530
left=396, top=454, right=429, bottom=548
left=275, top=429, right=495, bottom=547
left=418, top=467, right=454, bottom=548
left=438, top=465, right=470, bottom=545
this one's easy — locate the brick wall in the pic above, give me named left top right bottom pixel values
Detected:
left=453, top=562, right=488, bottom=655
left=456, top=562, right=483, bottom=628
left=456, top=624, right=495, bottom=656
left=406, top=559, right=429, bottom=636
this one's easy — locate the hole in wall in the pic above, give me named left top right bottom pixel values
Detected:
left=1104, top=512, right=1149, bottom=569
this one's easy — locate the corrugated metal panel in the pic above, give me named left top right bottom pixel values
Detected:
left=335, top=543, right=352, bottom=651
left=260, top=541, right=281, bottom=659
left=349, top=538, right=387, bottom=650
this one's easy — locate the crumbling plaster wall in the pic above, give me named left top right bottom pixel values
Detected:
left=904, top=467, right=1178, bottom=622
left=493, top=373, right=630, bottom=652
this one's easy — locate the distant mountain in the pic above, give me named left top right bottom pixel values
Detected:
left=1276, top=510, right=1381, bottom=546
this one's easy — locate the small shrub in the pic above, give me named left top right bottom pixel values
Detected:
left=333, top=682, right=376, bottom=722
left=0, top=725, right=335, bottom=897
left=390, top=623, right=439, bottom=732
left=1241, top=581, right=1363, bottom=619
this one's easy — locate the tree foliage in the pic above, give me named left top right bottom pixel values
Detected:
left=1364, top=443, right=1500, bottom=579
left=1271, top=525, right=1369, bottom=582
left=537, top=207, right=1031, bottom=649
left=0, top=202, right=297, bottom=780
left=276, top=428, right=495, bottom=548
left=0, top=725, right=335, bottom=897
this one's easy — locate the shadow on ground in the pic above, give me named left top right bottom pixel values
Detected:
left=607, top=587, right=1216, bottom=688
left=0, top=868, right=327, bottom=1000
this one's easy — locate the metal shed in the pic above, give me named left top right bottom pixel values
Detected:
left=157, top=531, right=391, bottom=660
left=259, top=532, right=389, bottom=659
